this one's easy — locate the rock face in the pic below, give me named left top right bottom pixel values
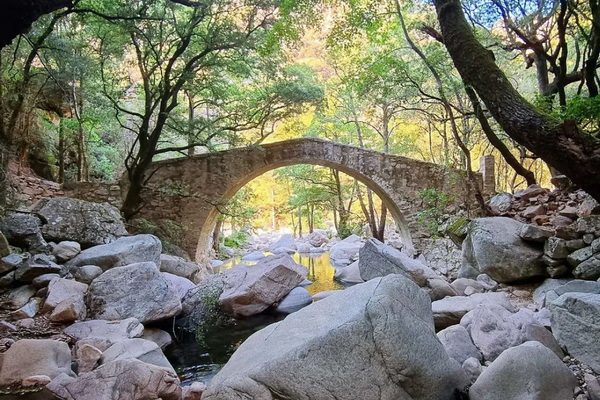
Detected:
left=63, top=318, right=144, bottom=344
left=0, top=339, right=74, bottom=386
left=461, top=217, right=545, bottom=283
left=469, top=341, right=576, bottom=400
left=68, top=234, right=162, bottom=271
left=219, top=254, right=307, bottom=317
left=32, top=197, right=128, bottom=247
left=87, top=262, right=182, bottom=323
left=306, top=230, right=328, bottom=247
left=47, top=359, right=181, bottom=400
left=203, top=275, right=467, bottom=400
left=359, top=238, right=430, bottom=283
left=101, top=338, right=174, bottom=371
left=0, top=212, right=49, bottom=253
left=549, top=292, right=600, bottom=373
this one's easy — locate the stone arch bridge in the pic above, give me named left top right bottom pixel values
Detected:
left=135, top=138, right=493, bottom=261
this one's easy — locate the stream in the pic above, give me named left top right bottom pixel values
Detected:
left=164, top=251, right=345, bottom=385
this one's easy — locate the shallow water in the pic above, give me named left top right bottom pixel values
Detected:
left=165, top=251, right=345, bottom=385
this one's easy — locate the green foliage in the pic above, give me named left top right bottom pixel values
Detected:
left=416, top=188, right=452, bottom=236
left=223, top=231, right=249, bottom=249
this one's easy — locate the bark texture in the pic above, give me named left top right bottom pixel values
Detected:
left=434, top=0, right=600, bottom=201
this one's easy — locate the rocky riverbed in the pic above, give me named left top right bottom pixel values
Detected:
left=0, top=190, right=599, bottom=400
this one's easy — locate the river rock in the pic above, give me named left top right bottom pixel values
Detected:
left=47, top=359, right=181, bottom=400
left=269, top=234, right=296, bottom=253
left=67, top=234, right=162, bottom=271
left=549, top=292, right=600, bottom=373
left=241, top=250, right=265, bottom=261
left=160, top=254, right=207, bottom=282
left=489, top=192, right=512, bottom=214
left=88, top=262, right=181, bottom=323
left=312, top=289, right=343, bottom=301
left=306, top=230, right=328, bottom=247
left=219, top=254, right=307, bottom=317
left=178, top=275, right=226, bottom=330
left=32, top=197, right=128, bottom=247
left=519, top=224, right=554, bottom=243
left=469, top=341, right=576, bottom=400
left=64, top=318, right=144, bottom=345
left=330, top=234, right=363, bottom=265
left=101, top=338, right=174, bottom=372
left=460, top=217, right=545, bottom=283
left=52, top=241, right=81, bottom=262
left=334, top=260, right=364, bottom=284
left=142, top=328, right=172, bottom=350
left=437, top=325, right=482, bottom=364
left=14, top=254, right=62, bottom=282
left=75, top=343, right=103, bottom=373
left=0, top=212, right=49, bottom=253
left=11, top=297, right=41, bottom=319
left=573, top=254, right=600, bottom=280
left=7, top=285, right=36, bottom=309
left=203, top=275, right=467, bottom=400
left=43, top=277, right=88, bottom=313
left=162, top=272, right=195, bottom=300
left=0, top=253, right=23, bottom=275
left=450, top=278, right=485, bottom=296
left=432, top=292, right=514, bottom=329
left=535, top=279, right=600, bottom=307
left=73, top=265, right=103, bottom=283
left=0, top=339, right=74, bottom=386
left=275, top=286, right=312, bottom=314
left=32, top=273, right=60, bottom=288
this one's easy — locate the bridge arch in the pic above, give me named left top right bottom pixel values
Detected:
left=137, top=138, right=484, bottom=261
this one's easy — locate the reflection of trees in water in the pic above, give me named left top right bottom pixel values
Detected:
left=292, top=252, right=342, bottom=296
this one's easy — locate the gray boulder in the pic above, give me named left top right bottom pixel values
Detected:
left=142, top=329, right=172, bottom=350
left=573, top=254, right=600, bottom=280
left=334, top=260, right=364, bottom=284
left=432, top=292, right=514, bottom=329
left=269, top=234, right=296, bottom=253
left=162, top=272, right=195, bottom=300
left=329, top=234, right=363, bottom=265
left=44, top=277, right=88, bottom=322
left=52, top=241, right=81, bottom=262
left=0, top=339, right=74, bottom=386
left=32, top=197, right=127, bottom=247
left=64, top=318, right=144, bottom=345
left=460, top=217, right=545, bottom=283
left=241, top=250, right=265, bottom=262
left=219, top=254, right=307, bottom=317
left=275, top=287, right=312, bottom=314
left=469, top=341, right=576, bottom=400
left=88, top=262, right=181, bottom=323
left=437, top=325, right=482, bottom=364
left=7, top=285, right=36, bottom=309
left=203, top=275, right=467, bottom=400
left=488, top=192, right=512, bottom=214
left=0, top=253, right=23, bottom=274
left=73, top=265, right=103, bottom=284
left=519, top=224, right=554, bottom=243
left=535, top=279, right=600, bottom=307
left=159, top=254, right=207, bottom=282
left=14, top=253, right=62, bottom=282
left=101, top=338, right=174, bottom=372
left=0, top=212, right=49, bottom=253
left=306, top=230, right=328, bottom=247
left=46, top=359, right=181, bottom=400
left=549, top=292, right=600, bottom=373
left=68, top=234, right=162, bottom=271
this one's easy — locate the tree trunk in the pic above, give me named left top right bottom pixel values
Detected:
left=58, top=118, right=65, bottom=183
left=212, top=219, right=222, bottom=252
left=433, top=0, right=600, bottom=200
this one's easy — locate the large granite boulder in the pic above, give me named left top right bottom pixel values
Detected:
left=359, top=238, right=432, bottom=283
left=178, top=275, right=226, bottom=330
left=432, top=292, right=514, bottom=329
left=203, top=275, right=467, bottom=400
left=329, top=234, right=363, bottom=265
left=31, top=197, right=127, bottom=247
left=460, top=217, right=545, bottom=283
left=46, top=359, right=181, bottom=400
left=306, top=230, right=328, bottom=247
left=549, top=292, right=600, bottom=373
left=67, top=234, right=162, bottom=271
left=63, top=318, right=144, bottom=345
left=269, top=234, right=296, bottom=253
left=275, top=287, right=312, bottom=314
left=0, top=212, right=49, bottom=253
left=334, top=260, right=364, bottom=284
left=100, top=338, right=174, bottom=372
left=87, top=262, right=182, bottom=323
left=469, top=341, right=576, bottom=400
left=160, top=254, right=208, bottom=282
left=0, top=339, right=74, bottom=386
left=219, top=254, right=307, bottom=317
left=437, top=325, right=482, bottom=364
left=162, top=272, right=195, bottom=300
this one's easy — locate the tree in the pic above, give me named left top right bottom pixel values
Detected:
left=433, top=0, right=600, bottom=200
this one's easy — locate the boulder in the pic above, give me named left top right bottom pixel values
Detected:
left=312, top=289, right=342, bottom=301
left=101, top=338, right=174, bottom=372
left=46, top=359, right=181, bottom=400
left=450, top=278, right=485, bottom=296
left=544, top=237, right=570, bottom=260
left=178, top=275, right=227, bottom=330
left=519, top=224, right=554, bottom=243
left=43, top=277, right=88, bottom=313
left=442, top=216, right=470, bottom=246
left=142, top=328, right=172, bottom=350
left=75, top=344, right=103, bottom=373
left=203, top=275, right=467, bottom=400
left=275, top=287, right=312, bottom=314
left=14, top=254, right=62, bottom=282
left=11, top=297, right=41, bottom=319
left=461, top=357, right=483, bottom=384
left=269, top=234, right=296, bottom=253
left=432, top=292, right=514, bottom=329
left=573, top=254, right=600, bottom=280
left=159, top=254, right=207, bottom=282
left=241, top=250, right=265, bottom=261
left=49, top=296, right=87, bottom=322
left=567, top=244, right=595, bottom=267
left=219, top=254, right=307, bottom=317
left=0, top=213, right=49, bottom=253
left=535, top=279, right=600, bottom=307
left=32, top=273, right=60, bottom=288
left=0, top=339, right=74, bottom=386
left=333, top=260, right=364, bottom=284
left=67, top=234, right=162, bottom=271
left=549, top=292, right=600, bottom=373
left=63, top=318, right=144, bottom=344
left=437, top=325, right=482, bottom=364
left=577, top=215, right=600, bottom=236
left=52, top=241, right=81, bottom=262
left=306, top=230, right=328, bottom=247
left=7, top=285, right=36, bottom=309
left=31, top=197, right=127, bottom=247
left=162, top=272, right=195, bottom=300
left=514, top=185, right=547, bottom=200
left=488, top=192, right=512, bottom=214
left=88, top=262, right=181, bottom=323
left=0, top=253, right=23, bottom=275
left=183, top=382, right=207, bottom=400
left=460, top=217, right=545, bottom=283
left=73, top=265, right=103, bottom=283
left=329, top=234, right=363, bottom=265
left=469, top=341, right=576, bottom=400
